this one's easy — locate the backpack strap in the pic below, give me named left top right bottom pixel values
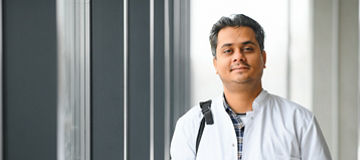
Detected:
left=195, top=100, right=213, bottom=155
left=200, top=100, right=213, bottom=125
left=195, top=118, right=206, bottom=154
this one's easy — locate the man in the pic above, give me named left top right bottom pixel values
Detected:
left=170, top=14, right=331, bottom=160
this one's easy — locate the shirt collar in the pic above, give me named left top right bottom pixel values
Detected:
left=223, top=95, right=244, bottom=123
left=223, top=95, right=236, bottom=115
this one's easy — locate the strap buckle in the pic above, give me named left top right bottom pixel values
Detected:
left=200, top=100, right=213, bottom=125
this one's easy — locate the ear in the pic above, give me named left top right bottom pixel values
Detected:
left=262, top=50, right=267, bottom=68
left=213, top=57, right=218, bottom=74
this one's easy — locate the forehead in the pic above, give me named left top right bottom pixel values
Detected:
left=217, top=26, right=257, bottom=47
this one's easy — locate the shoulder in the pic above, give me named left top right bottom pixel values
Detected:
left=173, top=97, right=220, bottom=136
left=170, top=104, right=203, bottom=159
left=170, top=100, right=211, bottom=157
left=266, top=92, right=314, bottom=125
left=175, top=104, right=203, bottom=130
left=268, top=93, right=313, bottom=116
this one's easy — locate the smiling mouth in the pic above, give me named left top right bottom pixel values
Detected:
left=230, top=67, right=249, bottom=72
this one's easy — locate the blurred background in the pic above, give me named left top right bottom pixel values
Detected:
left=1, top=0, right=358, bottom=160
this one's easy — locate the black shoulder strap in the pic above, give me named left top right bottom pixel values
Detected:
left=195, top=100, right=213, bottom=155
left=200, top=100, right=213, bottom=125
left=195, top=118, right=205, bottom=154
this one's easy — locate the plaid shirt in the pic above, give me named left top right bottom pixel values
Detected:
left=223, top=98, right=245, bottom=160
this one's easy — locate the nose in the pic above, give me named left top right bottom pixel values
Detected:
left=232, top=51, right=246, bottom=63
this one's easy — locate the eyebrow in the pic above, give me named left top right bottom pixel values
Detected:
left=220, top=43, right=233, bottom=48
left=220, top=41, right=257, bottom=48
left=242, top=41, right=256, bottom=46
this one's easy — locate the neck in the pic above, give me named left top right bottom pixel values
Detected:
left=223, top=82, right=262, bottom=113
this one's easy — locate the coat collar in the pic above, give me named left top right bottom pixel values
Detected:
left=216, top=89, right=269, bottom=112
left=252, top=89, right=269, bottom=110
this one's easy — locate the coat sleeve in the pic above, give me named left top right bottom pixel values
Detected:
left=300, top=115, right=332, bottom=160
left=170, top=116, right=196, bottom=160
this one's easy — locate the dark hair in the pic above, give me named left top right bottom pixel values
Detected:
left=209, top=14, right=265, bottom=57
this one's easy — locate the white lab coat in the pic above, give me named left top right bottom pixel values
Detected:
left=170, top=90, right=331, bottom=160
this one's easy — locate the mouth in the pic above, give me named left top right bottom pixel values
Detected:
left=230, top=66, right=250, bottom=72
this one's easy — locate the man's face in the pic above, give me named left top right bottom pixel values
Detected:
left=213, top=26, right=266, bottom=86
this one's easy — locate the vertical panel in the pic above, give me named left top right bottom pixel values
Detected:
left=168, top=0, right=176, bottom=137
left=91, top=0, right=124, bottom=159
left=313, top=0, right=339, bottom=158
left=171, top=0, right=191, bottom=134
left=0, top=0, right=3, bottom=159
left=92, top=0, right=173, bottom=159
left=3, top=0, right=57, bottom=160
left=313, top=0, right=359, bottom=159
left=128, top=0, right=150, bottom=159
left=338, top=0, right=358, bottom=159
left=123, top=0, right=128, bottom=159
left=154, top=0, right=165, bottom=159
left=164, top=0, right=172, bottom=159
left=150, top=0, right=155, bottom=159
left=57, top=0, right=90, bottom=159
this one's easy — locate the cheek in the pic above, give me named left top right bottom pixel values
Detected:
left=218, top=60, right=230, bottom=71
left=252, top=59, right=265, bottom=72
left=249, top=56, right=263, bottom=67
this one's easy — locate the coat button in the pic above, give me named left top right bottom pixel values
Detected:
left=232, top=144, right=235, bottom=147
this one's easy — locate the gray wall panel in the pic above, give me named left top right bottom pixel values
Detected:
left=3, top=0, right=57, bottom=160
left=338, top=0, right=358, bottom=159
left=128, top=0, right=151, bottom=159
left=154, top=0, right=165, bottom=159
left=313, top=0, right=359, bottom=159
left=91, top=0, right=124, bottom=159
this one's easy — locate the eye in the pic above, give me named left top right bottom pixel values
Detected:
left=223, top=49, right=233, bottom=54
left=242, top=47, right=254, bottom=53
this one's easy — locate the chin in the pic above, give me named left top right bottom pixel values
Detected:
left=232, top=78, right=252, bottom=84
